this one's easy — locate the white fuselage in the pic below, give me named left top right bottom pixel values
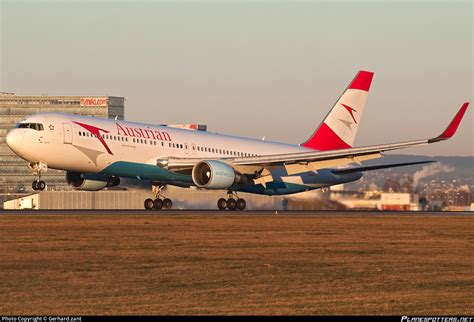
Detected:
left=6, top=112, right=363, bottom=195
left=12, top=112, right=307, bottom=172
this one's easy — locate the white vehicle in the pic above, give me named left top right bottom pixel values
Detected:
left=6, top=71, right=469, bottom=210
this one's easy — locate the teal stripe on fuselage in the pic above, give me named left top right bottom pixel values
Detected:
left=99, top=161, right=316, bottom=195
left=100, top=161, right=193, bottom=184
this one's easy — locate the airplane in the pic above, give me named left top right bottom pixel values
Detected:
left=5, top=70, right=470, bottom=210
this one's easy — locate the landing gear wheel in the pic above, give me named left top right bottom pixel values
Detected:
left=217, top=198, right=227, bottom=210
left=153, top=198, right=163, bottom=210
left=236, top=198, right=246, bottom=211
left=163, top=198, right=172, bottom=209
left=32, top=180, right=38, bottom=191
left=144, top=198, right=154, bottom=210
left=37, top=180, right=46, bottom=191
left=227, top=198, right=237, bottom=211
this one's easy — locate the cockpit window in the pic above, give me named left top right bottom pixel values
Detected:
left=16, top=123, right=44, bottom=131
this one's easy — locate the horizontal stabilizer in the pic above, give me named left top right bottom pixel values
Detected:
left=331, top=160, right=435, bottom=175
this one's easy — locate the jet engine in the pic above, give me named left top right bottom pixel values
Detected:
left=192, top=160, right=246, bottom=189
left=66, top=171, right=120, bottom=191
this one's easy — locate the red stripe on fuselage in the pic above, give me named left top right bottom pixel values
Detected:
left=302, top=122, right=351, bottom=151
left=73, top=121, right=114, bottom=155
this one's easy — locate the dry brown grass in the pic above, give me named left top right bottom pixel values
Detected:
left=0, top=214, right=473, bottom=315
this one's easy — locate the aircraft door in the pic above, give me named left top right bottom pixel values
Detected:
left=184, top=142, right=190, bottom=155
left=63, top=123, right=73, bottom=144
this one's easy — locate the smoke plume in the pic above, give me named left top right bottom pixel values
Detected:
left=412, top=163, right=454, bottom=188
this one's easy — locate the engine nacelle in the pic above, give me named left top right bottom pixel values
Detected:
left=66, top=172, right=120, bottom=191
left=192, top=160, right=244, bottom=189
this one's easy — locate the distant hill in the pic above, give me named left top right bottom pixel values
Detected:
left=345, top=154, right=474, bottom=190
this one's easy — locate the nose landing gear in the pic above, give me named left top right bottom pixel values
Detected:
left=217, top=192, right=246, bottom=211
left=144, top=184, right=173, bottom=211
left=32, top=180, right=46, bottom=191
left=29, top=162, right=48, bottom=191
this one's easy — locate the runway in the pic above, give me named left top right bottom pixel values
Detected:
left=1, top=209, right=472, bottom=216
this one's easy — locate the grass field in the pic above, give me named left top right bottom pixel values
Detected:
left=0, top=214, right=473, bottom=315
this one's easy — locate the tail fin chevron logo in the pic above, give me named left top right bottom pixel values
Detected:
left=302, top=70, right=374, bottom=151
left=340, top=103, right=357, bottom=124
left=73, top=121, right=113, bottom=155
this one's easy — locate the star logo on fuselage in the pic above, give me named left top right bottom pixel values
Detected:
left=49, top=125, right=54, bottom=130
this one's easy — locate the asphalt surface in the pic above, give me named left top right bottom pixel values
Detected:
left=0, top=209, right=472, bottom=216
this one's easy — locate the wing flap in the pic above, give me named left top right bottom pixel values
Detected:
left=331, top=160, right=435, bottom=175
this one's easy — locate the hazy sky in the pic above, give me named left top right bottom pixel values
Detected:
left=1, top=0, right=472, bottom=156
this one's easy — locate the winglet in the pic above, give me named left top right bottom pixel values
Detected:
left=429, top=102, right=469, bottom=143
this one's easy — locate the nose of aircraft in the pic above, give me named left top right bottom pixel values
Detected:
left=6, top=129, right=23, bottom=156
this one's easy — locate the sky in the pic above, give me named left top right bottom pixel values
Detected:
left=1, top=0, right=472, bottom=156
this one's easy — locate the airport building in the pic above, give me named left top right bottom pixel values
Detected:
left=0, top=93, right=125, bottom=203
left=3, top=188, right=284, bottom=210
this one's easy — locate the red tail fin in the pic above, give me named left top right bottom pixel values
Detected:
left=302, top=70, right=374, bottom=151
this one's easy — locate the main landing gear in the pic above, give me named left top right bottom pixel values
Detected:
left=217, top=192, right=246, bottom=211
left=29, top=162, right=47, bottom=191
left=144, top=184, right=173, bottom=211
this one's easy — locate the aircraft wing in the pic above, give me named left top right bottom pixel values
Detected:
left=231, top=102, right=468, bottom=173
left=164, top=102, right=469, bottom=175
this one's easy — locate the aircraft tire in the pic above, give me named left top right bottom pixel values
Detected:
left=37, top=180, right=46, bottom=191
left=153, top=198, right=163, bottom=210
left=236, top=198, right=246, bottom=211
left=144, top=198, right=154, bottom=210
left=227, top=198, right=237, bottom=211
left=217, top=198, right=227, bottom=210
left=163, top=198, right=172, bottom=209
